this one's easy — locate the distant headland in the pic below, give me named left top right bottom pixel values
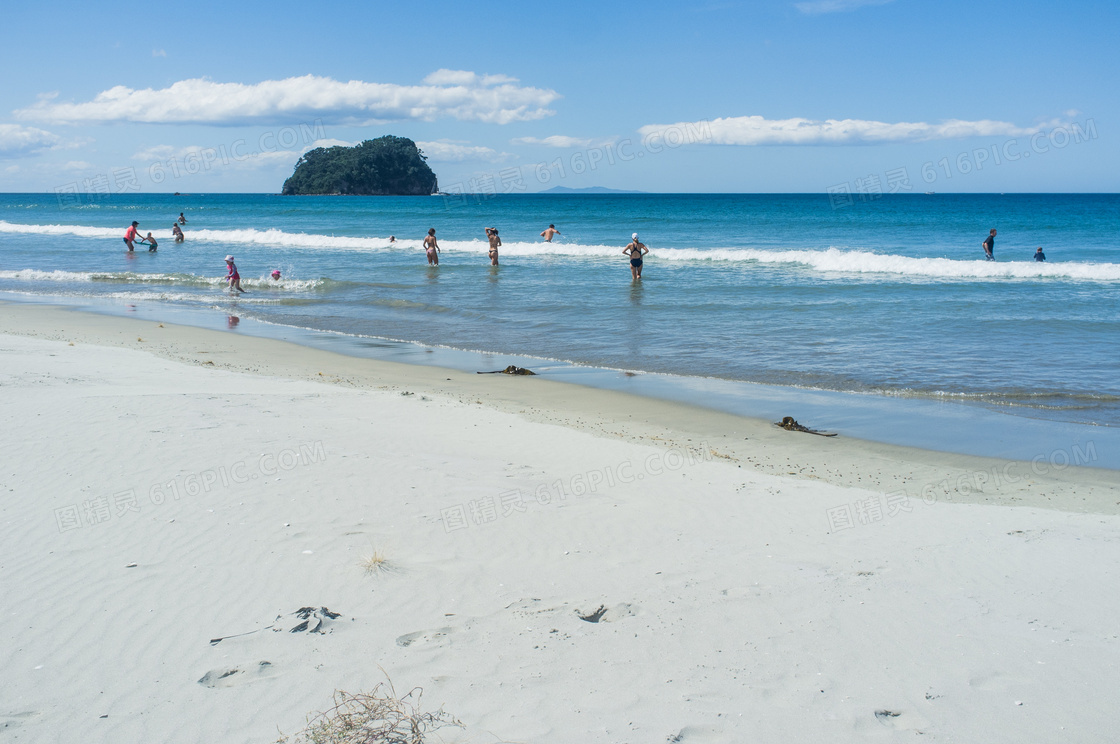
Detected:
left=282, top=136, right=438, bottom=196
left=538, top=186, right=645, bottom=194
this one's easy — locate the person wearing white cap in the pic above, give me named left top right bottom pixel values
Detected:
left=224, top=255, right=245, bottom=293
left=623, top=232, right=648, bottom=280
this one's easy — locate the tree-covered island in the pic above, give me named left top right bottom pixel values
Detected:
left=281, top=136, right=439, bottom=195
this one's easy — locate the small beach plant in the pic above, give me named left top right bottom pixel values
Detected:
left=276, top=678, right=460, bottom=744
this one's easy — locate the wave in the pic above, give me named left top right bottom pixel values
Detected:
left=0, top=220, right=400, bottom=251
left=0, top=268, right=328, bottom=291
left=702, top=247, right=1120, bottom=281
left=4, top=219, right=1119, bottom=281
left=0, top=287, right=284, bottom=305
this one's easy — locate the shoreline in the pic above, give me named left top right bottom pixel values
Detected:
left=2, top=291, right=1117, bottom=471
left=1, top=300, right=1114, bottom=508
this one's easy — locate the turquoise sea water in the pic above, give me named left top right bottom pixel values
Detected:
left=1, top=192, right=1118, bottom=462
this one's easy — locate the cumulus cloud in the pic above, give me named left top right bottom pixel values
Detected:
left=131, top=143, right=296, bottom=170
left=637, top=115, right=1062, bottom=146
left=302, top=138, right=354, bottom=151
left=421, top=69, right=518, bottom=86
left=0, top=124, right=62, bottom=158
left=511, top=135, right=614, bottom=148
left=416, top=140, right=508, bottom=162
left=795, top=0, right=893, bottom=14
left=16, top=73, right=560, bottom=126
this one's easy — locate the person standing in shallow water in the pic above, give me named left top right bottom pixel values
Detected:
left=423, top=228, right=440, bottom=265
left=225, top=255, right=245, bottom=293
left=123, top=221, right=140, bottom=251
left=624, top=232, right=648, bottom=280
left=485, top=227, right=501, bottom=266
left=982, top=228, right=996, bottom=260
left=540, top=224, right=561, bottom=242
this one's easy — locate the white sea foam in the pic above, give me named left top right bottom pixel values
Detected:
left=0, top=268, right=325, bottom=290
left=0, top=220, right=398, bottom=250
left=656, top=246, right=1120, bottom=281
left=3, top=220, right=1118, bottom=281
left=99, top=290, right=281, bottom=304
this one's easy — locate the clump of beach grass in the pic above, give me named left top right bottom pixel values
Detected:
left=276, top=681, right=460, bottom=744
left=359, top=549, right=391, bottom=576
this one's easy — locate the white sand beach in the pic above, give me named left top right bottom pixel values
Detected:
left=1, top=302, right=1117, bottom=743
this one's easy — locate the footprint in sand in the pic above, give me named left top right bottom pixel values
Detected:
left=1, top=711, right=40, bottom=732
left=576, top=603, right=639, bottom=623
left=668, top=725, right=724, bottom=742
left=396, top=627, right=455, bottom=648
left=871, top=708, right=929, bottom=731
left=968, top=671, right=1031, bottom=691
left=505, top=598, right=566, bottom=618
left=197, top=661, right=276, bottom=688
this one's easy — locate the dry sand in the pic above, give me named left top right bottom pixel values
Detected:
left=1, top=302, right=1117, bottom=743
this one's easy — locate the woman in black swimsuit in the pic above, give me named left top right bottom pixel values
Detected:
left=623, top=232, right=648, bottom=280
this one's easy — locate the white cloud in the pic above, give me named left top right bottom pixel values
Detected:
left=421, top=69, right=518, bottom=86
left=131, top=144, right=178, bottom=162
left=16, top=73, right=560, bottom=126
left=416, top=139, right=507, bottom=162
left=152, top=48, right=167, bottom=57
left=0, top=124, right=62, bottom=158
left=637, top=115, right=1062, bottom=146
left=63, top=160, right=92, bottom=170
left=131, top=143, right=297, bottom=170
left=512, top=135, right=614, bottom=148
left=302, top=138, right=354, bottom=152
left=294, top=137, right=505, bottom=162
left=795, top=0, right=893, bottom=14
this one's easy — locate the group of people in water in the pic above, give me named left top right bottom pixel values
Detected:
left=121, top=211, right=280, bottom=294
left=122, top=213, right=187, bottom=252
left=417, top=224, right=650, bottom=278
left=123, top=215, right=1051, bottom=299
left=982, top=228, right=1047, bottom=262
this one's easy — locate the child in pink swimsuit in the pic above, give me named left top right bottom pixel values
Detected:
left=225, top=255, right=245, bottom=293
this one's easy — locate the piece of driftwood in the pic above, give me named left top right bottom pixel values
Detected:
left=477, top=365, right=536, bottom=375
left=775, top=416, right=837, bottom=437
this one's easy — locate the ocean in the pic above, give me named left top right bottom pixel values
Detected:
left=2, top=192, right=1118, bottom=466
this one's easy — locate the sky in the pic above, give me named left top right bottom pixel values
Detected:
left=0, top=0, right=1116, bottom=194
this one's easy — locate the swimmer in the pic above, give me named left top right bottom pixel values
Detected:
left=179, top=212, right=187, bottom=224
left=389, top=235, right=396, bottom=243
left=485, top=227, right=501, bottom=266
left=172, top=224, right=185, bottom=242
left=623, top=232, right=648, bottom=280
left=141, top=232, right=158, bottom=252
left=1035, top=246, right=1046, bottom=262
left=270, top=270, right=282, bottom=280
left=540, top=224, right=561, bottom=242
left=423, top=228, right=440, bottom=265
left=225, top=255, right=245, bottom=293
left=123, top=221, right=140, bottom=251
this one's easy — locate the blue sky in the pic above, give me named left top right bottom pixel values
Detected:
left=0, top=0, right=1115, bottom=193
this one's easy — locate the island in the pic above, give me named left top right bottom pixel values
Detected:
left=281, top=136, right=439, bottom=196
left=538, top=186, right=645, bottom=194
